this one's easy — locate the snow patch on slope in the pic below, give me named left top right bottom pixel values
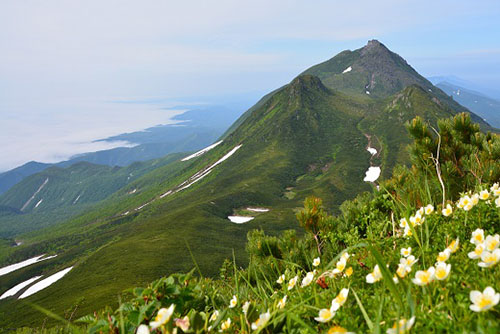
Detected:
left=0, top=276, right=42, bottom=300
left=182, top=141, right=223, bottom=161
left=228, top=216, right=254, bottom=224
left=363, top=167, right=381, bottom=182
left=246, top=207, right=270, bottom=212
left=21, top=178, right=49, bottom=211
left=19, top=267, right=73, bottom=299
left=34, top=199, right=43, bottom=208
left=0, top=254, right=57, bottom=277
left=342, top=66, right=352, bottom=73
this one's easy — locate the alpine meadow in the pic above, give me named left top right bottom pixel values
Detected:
left=1, top=4, right=499, bottom=333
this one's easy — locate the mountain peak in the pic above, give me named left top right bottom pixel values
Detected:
left=361, top=39, right=390, bottom=54
left=288, top=75, right=329, bottom=96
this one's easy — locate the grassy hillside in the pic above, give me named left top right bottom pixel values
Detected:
left=0, top=153, right=184, bottom=239
left=11, top=113, right=500, bottom=333
left=1, top=41, right=498, bottom=330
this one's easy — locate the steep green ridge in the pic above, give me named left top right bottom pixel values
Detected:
left=0, top=41, right=496, bottom=328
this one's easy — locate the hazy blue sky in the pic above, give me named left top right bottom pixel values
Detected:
left=1, top=0, right=499, bottom=171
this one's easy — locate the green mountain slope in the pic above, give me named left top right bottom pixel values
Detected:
left=0, top=41, right=496, bottom=328
left=0, top=153, right=184, bottom=238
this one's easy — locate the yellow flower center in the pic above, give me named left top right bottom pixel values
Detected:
left=337, top=262, right=346, bottom=272
left=435, top=268, right=446, bottom=279
left=420, top=271, right=431, bottom=283
left=336, top=294, right=346, bottom=304
left=437, top=254, right=447, bottom=262
left=475, top=246, right=484, bottom=255
left=478, top=295, right=493, bottom=309
left=475, top=234, right=483, bottom=242
left=328, top=326, right=348, bottom=333
left=487, top=239, right=499, bottom=250
left=321, top=309, right=332, bottom=320
left=484, top=253, right=496, bottom=263
left=345, top=267, right=353, bottom=276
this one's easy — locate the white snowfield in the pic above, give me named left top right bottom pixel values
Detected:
left=367, top=147, right=377, bottom=156
left=34, top=199, right=43, bottom=208
left=0, top=276, right=42, bottom=300
left=181, top=140, right=223, bottom=161
left=246, top=207, right=270, bottom=212
left=364, top=166, right=381, bottom=182
left=342, top=66, right=352, bottom=74
left=19, top=267, right=73, bottom=299
left=228, top=216, right=254, bottom=224
left=0, top=254, right=57, bottom=277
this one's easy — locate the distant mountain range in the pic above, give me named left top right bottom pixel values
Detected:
left=0, top=40, right=496, bottom=328
left=429, top=80, right=500, bottom=128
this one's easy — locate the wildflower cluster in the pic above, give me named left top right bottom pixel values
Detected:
left=468, top=228, right=500, bottom=268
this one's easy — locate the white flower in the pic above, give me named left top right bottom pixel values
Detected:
left=251, top=310, right=271, bottom=331
left=485, top=234, right=500, bottom=252
left=410, top=213, right=424, bottom=226
left=479, top=190, right=490, bottom=200
left=220, top=318, right=231, bottom=331
left=386, top=316, right=416, bottom=334
left=412, top=267, right=435, bottom=286
left=396, top=264, right=408, bottom=278
left=442, top=204, right=453, bottom=217
left=436, top=249, right=451, bottom=263
left=210, top=310, right=219, bottom=322
left=491, top=183, right=499, bottom=192
left=341, top=252, right=350, bottom=261
left=468, top=243, right=485, bottom=260
left=403, top=226, right=413, bottom=238
left=478, top=249, right=500, bottom=268
left=136, top=325, right=150, bottom=334
left=402, top=255, right=418, bottom=270
left=277, top=295, right=287, bottom=309
left=471, top=194, right=479, bottom=205
left=399, top=218, right=408, bottom=228
left=496, top=197, right=500, bottom=207
left=417, top=207, right=424, bottom=216
left=424, top=204, right=434, bottom=215
left=366, top=265, right=382, bottom=283
left=332, top=258, right=347, bottom=275
left=331, top=288, right=349, bottom=311
left=313, top=257, right=321, bottom=267
left=469, top=287, right=500, bottom=312
left=434, top=262, right=451, bottom=280
left=471, top=229, right=485, bottom=245
left=242, top=301, right=250, bottom=315
left=150, top=304, right=175, bottom=329
left=401, top=247, right=411, bottom=258
left=276, top=274, right=285, bottom=284
left=288, top=276, right=298, bottom=290
left=301, top=272, right=315, bottom=287
left=314, top=307, right=335, bottom=323
left=458, top=195, right=471, bottom=209
left=447, top=238, right=459, bottom=253
left=229, top=295, right=237, bottom=308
